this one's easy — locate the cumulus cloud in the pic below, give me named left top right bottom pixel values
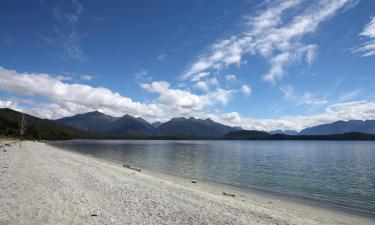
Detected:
left=141, top=81, right=233, bottom=109
left=213, top=101, right=375, bottom=132
left=208, top=88, right=233, bottom=105
left=0, top=67, right=234, bottom=121
left=208, top=77, right=219, bottom=87
left=141, top=81, right=206, bottom=111
left=353, top=16, right=375, bottom=57
left=194, top=81, right=209, bottom=92
left=0, top=100, right=19, bottom=109
left=1, top=66, right=374, bottom=131
left=183, top=0, right=354, bottom=84
left=0, top=66, right=162, bottom=119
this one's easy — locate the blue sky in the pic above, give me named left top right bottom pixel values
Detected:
left=0, top=0, right=375, bottom=131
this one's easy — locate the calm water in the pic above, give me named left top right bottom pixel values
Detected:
left=48, top=140, right=375, bottom=216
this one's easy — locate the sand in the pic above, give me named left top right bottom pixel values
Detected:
left=0, top=140, right=374, bottom=225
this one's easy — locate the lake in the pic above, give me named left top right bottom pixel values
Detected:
left=48, top=140, right=375, bottom=217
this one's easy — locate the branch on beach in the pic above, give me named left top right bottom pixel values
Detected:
left=122, top=164, right=142, bottom=172
left=222, top=192, right=235, bottom=197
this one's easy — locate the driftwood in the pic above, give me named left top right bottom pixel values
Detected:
left=222, top=192, right=235, bottom=197
left=122, top=164, right=141, bottom=172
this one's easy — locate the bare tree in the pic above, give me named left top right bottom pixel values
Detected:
left=18, top=112, right=28, bottom=148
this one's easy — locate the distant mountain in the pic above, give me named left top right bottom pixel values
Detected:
left=103, top=114, right=157, bottom=136
left=55, top=111, right=117, bottom=132
left=157, top=117, right=237, bottom=138
left=152, top=122, right=162, bottom=128
left=223, top=129, right=375, bottom=141
left=3, top=108, right=374, bottom=141
left=56, top=111, right=156, bottom=137
left=54, top=111, right=375, bottom=139
left=57, top=113, right=238, bottom=138
left=269, top=130, right=299, bottom=135
left=300, top=120, right=375, bottom=135
left=0, top=108, right=107, bottom=140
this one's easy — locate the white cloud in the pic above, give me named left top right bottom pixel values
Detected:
left=194, top=81, right=209, bottom=92
left=56, top=75, right=73, bottom=81
left=360, top=16, right=375, bottom=38
left=225, top=74, right=236, bottom=82
left=208, top=88, right=233, bottom=105
left=280, top=85, right=295, bottom=100
left=1, top=66, right=374, bottom=132
left=0, top=66, right=162, bottom=119
left=354, top=16, right=375, bottom=57
left=141, top=81, right=233, bottom=110
left=134, top=69, right=151, bottom=83
left=280, top=85, right=327, bottom=106
left=52, top=0, right=86, bottom=62
left=191, top=72, right=210, bottom=82
left=300, top=93, right=328, bottom=106
left=0, top=100, right=18, bottom=109
left=241, top=84, right=251, bottom=96
left=80, top=74, right=92, bottom=81
left=183, top=0, right=353, bottom=84
left=62, top=31, right=86, bottom=62
left=53, top=0, right=83, bottom=25
left=337, top=89, right=360, bottom=102
left=157, top=53, right=166, bottom=61
left=208, top=77, right=219, bottom=87
left=213, top=101, right=375, bottom=132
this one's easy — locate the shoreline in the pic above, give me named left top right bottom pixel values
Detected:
left=143, top=169, right=375, bottom=220
left=134, top=164, right=375, bottom=221
left=49, top=139, right=375, bottom=219
left=1, top=140, right=374, bottom=225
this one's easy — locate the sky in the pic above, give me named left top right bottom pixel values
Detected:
left=0, top=0, right=375, bottom=131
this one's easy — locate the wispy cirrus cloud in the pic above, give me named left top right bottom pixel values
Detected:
left=39, top=0, right=86, bottom=62
left=3, top=36, right=14, bottom=44
left=183, top=0, right=356, bottom=84
left=353, top=16, right=375, bottom=57
left=280, top=85, right=328, bottom=106
left=80, top=74, right=92, bottom=81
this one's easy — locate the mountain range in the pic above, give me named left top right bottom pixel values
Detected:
left=1, top=108, right=374, bottom=140
left=223, top=130, right=375, bottom=141
left=299, top=120, right=375, bottom=135
left=271, top=120, right=375, bottom=135
left=55, top=111, right=238, bottom=138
